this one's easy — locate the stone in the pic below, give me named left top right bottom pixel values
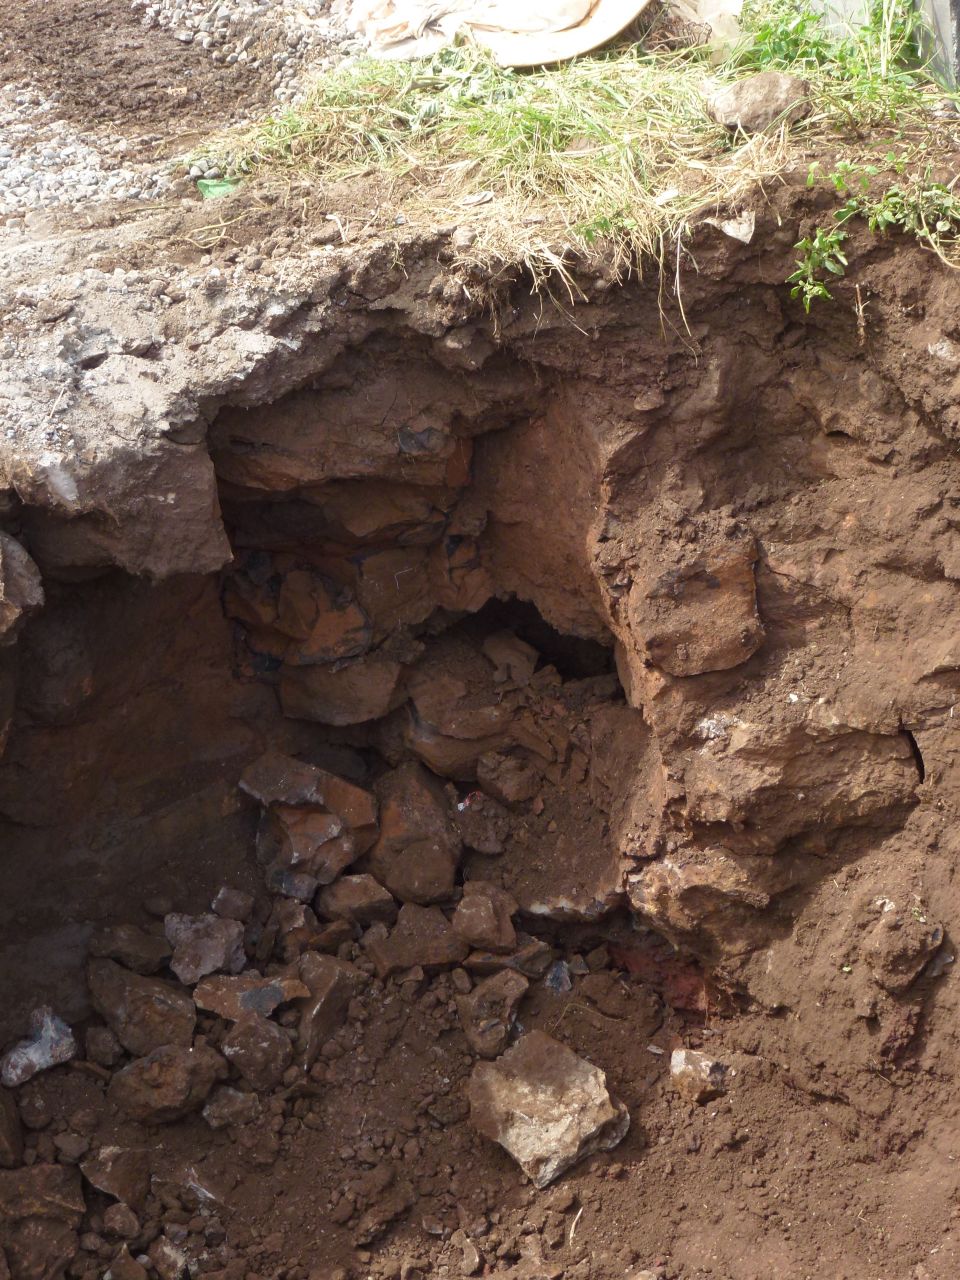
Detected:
left=263, top=900, right=321, bottom=964
left=669, top=1048, right=727, bottom=1104
left=454, top=792, right=511, bottom=854
left=369, top=763, right=461, bottom=904
left=51, top=1133, right=88, bottom=1164
left=88, top=924, right=172, bottom=975
left=193, top=970, right=309, bottom=1021
left=241, top=753, right=379, bottom=848
left=105, top=1245, right=148, bottom=1280
left=865, top=902, right=944, bottom=993
left=706, top=71, right=811, bottom=133
left=80, top=1146, right=150, bottom=1210
left=316, top=875, right=397, bottom=927
left=0, top=1008, right=77, bottom=1088
left=163, top=913, right=246, bottom=986
left=87, top=960, right=196, bottom=1057
left=476, top=751, right=541, bottom=805
left=85, top=1026, right=123, bottom=1068
left=456, top=970, right=528, bottom=1059
left=467, top=1031, right=629, bottom=1188
left=296, top=953, right=367, bottom=1068
left=3, top=1220, right=78, bottom=1280
left=0, top=532, right=44, bottom=644
left=202, top=1086, right=261, bottom=1130
left=258, top=806, right=355, bottom=883
left=221, top=1015, right=292, bottom=1091
left=210, top=887, right=255, bottom=922
left=452, top=882, right=518, bottom=954
left=273, top=569, right=372, bottom=664
left=481, top=631, right=539, bottom=685
left=108, top=1043, right=227, bottom=1123
left=148, top=1235, right=188, bottom=1280
left=363, top=905, right=469, bottom=980
left=0, top=1088, right=22, bottom=1169
left=464, top=936, right=554, bottom=980
left=280, top=653, right=407, bottom=725
left=103, top=1202, right=140, bottom=1239
left=627, top=541, right=764, bottom=677
left=265, top=864, right=320, bottom=902
left=0, top=1164, right=84, bottom=1223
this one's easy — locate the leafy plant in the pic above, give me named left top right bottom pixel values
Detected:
left=787, top=226, right=849, bottom=312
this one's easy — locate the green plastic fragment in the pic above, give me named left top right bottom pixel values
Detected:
left=196, top=177, right=240, bottom=200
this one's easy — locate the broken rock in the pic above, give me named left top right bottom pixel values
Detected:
left=221, top=1014, right=292, bottom=1091
left=88, top=924, right=172, bottom=975
left=192, top=970, right=309, bottom=1022
left=706, top=71, right=811, bottom=133
left=87, top=959, right=196, bottom=1057
left=670, top=1048, right=728, bottom=1104
left=369, top=762, right=461, bottom=904
left=0, top=1007, right=77, bottom=1088
left=0, top=1164, right=84, bottom=1223
left=202, top=1086, right=261, bottom=1130
left=453, top=881, right=518, bottom=953
left=211, top=887, right=255, bottom=922
left=79, top=1146, right=150, bottom=1211
left=364, top=904, right=469, bottom=979
left=164, top=913, right=246, bottom=986
left=0, top=1088, right=22, bottom=1169
left=297, top=953, right=367, bottom=1068
left=316, top=874, right=397, bottom=927
left=109, top=1043, right=227, bottom=1124
left=258, top=806, right=354, bottom=884
left=467, top=1030, right=629, bottom=1187
left=457, top=970, right=528, bottom=1058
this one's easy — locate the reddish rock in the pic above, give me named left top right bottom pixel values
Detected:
left=316, top=875, right=397, bottom=927
left=369, top=763, right=461, bottom=904
left=476, top=751, right=541, bottom=805
left=0, top=1088, right=22, bottom=1169
left=104, top=1245, right=148, bottom=1280
left=241, top=753, right=379, bottom=851
left=221, top=1015, right=292, bottom=1091
left=468, top=1031, right=629, bottom=1188
left=0, top=1008, right=77, bottom=1089
left=274, top=569, right=372, bottom=665
left=865, top=903, right=944, bottom=993
left=88, top=924, right=172, bottom=975
left=452, top=882, right=518, bottom=954
left=280, top=652, right=407, bottom=726
left=79, top=1146, right=150, bottom=1211
left=454, top=792, right=511, bottom=854
left=258, top=806, right=355, bottom=883
left=85, top=1026, right=123, bottom=1068
left=87, top=959, right=196, bottom=1057
left=193, top=970, right=309, bottom=1021
left=456, top=970, right=528, bottom=1058
left=201, top=1086, right=261, bottom=1130
left=210, top=888, right=255, bottom=922
left=2, top=1220, right=77, bottom=1280
left=109, top=1044, right=227, bottom=1124
left=669, top=1049, right=727, bottom=1104
left=0, top=532, right=43, bottom=644
left=296, top=954, right=367, bottom=1068
left=102, top=1203, right=139, bottom=1239
left=481, top=631, right=539, bottom=685
left=0, top=1164, right=84, bottom=1222
left=147, top=1235, right=188, bottom=1280
left=464, top=936, right=554, bottom=980
left=363, top=905, right=469, bottom=980
left=163, top=914, right=246, bottom=986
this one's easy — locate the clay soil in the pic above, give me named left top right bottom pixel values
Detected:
left=3, top=7, right=960, bottom=1280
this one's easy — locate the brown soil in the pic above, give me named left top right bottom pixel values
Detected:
left=2, top=8, right=960, bottom=1280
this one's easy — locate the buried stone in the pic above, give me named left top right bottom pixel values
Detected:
left=467, top=1030, right=629, bottom=1187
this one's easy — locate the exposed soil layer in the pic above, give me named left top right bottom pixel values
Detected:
left=3, top=7, right=960, bottom=1280
left=2, top=193, right=960, bottom=1280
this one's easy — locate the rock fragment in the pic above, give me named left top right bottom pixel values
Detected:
left=108, top=1044, right=227, bottom=1123
left=164, top=913, right=246, bottom=986
left=0, top=532, right=44, bottom=644
left=240, top=753, right=379, bottom=852
left=316, top=874, right=397, bottom=927
left=202, top=1086, right=261, bottom=1130
left=369, top=762, right=461, bottom=904
left=105, top=1245, right=148, bottom=1279
left=211, top=887, right=255, bottom=922
left=0, top=1164, right=83, bottom=1280
left=296, top=953, right=367, bottom=1068
left=192, top=970, right=309, bottom=1022
left=221, top=1015, right=292, bottom=1091
left=669, top=1048, right=727, bottom=1104
left=87, top=960, right=196, bottom=1057
left=0, top=1089, right=22, bottom=1169
left=865, top=901, right=944, bottom=993
left=452, top=881, right=518, bottom=953
left=88, top=924, right=172, bottom=975
left=467, top=1030, right=629, bottom=1187
left=706, top=71, right=811, bottom=133
left=363, top=904, right=469, bottom=979
left=79, top=1146, right=150, bottom=1210
left=0, top=1007, right=77, bottom=1088
left=456, top=970, right=528, bottom=1058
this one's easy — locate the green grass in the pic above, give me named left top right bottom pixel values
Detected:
left=202, top=0, right=960, bottom=282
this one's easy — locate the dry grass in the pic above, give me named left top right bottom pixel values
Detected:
left=201, top=1, right=960, bottom=284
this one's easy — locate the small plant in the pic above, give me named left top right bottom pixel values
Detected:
left=787, top=226, right=849, bottom=312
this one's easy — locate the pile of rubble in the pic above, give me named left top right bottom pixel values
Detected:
left=2, top=719, right=721, bottom=1279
